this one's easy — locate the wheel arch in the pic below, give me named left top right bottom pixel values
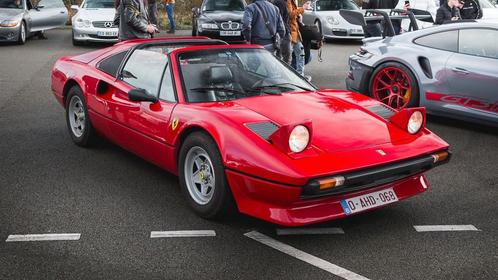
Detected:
left=62, top=79, right=83, bottom=106
left=174, top=124, right=225, bottom=167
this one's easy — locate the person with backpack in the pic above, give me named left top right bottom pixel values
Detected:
left=242, top=0, right=286, bottom=53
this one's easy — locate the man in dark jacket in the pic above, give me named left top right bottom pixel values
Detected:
left=272, top=0, right=292, bottom=64
left=242, top=0, right=285, bottom=53
left=436, top=0, right=461, bottom=24
left=460, top=0, right=482, bottom=19
left=114, top=0, right=157, bottom=41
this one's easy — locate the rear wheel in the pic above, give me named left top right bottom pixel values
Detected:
left=179, top=132, right=236, bottom=219
left=370, top=62, right=419, bottom=109
left=65, top=86, right=97, bottom=146
left=17, top=21, right=26, bottom=45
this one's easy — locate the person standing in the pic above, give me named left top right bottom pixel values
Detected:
left=114, top=0, right=158, bottom=41
left=272, top=0, right=292, bottom=64
left=147, top=0, right=158, bottom=26
left=242, top=0, right=285, bottom=54
left=288, top=0, right=310, bottom=76
left=165, top=0, right=176, bottom=34
left=436, top=0, right=461, bottom=24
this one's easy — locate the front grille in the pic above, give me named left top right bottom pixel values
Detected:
left=332, top=31, right=347, bottom=36
left=220, top=21, right=241, bottom=30
left=88, top=34, right=118, bottom=39
left=92, top=21, right=116, bottom=28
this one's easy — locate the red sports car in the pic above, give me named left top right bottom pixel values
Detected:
left=51, top=37, right=450, bottom=226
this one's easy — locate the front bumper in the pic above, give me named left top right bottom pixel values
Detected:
left=73, top=27, right=119, bottom=43
left=0, top=26, right=20, bottom=42
left=226, top=152, right=450, bottom=226
left=322, top=24, right=364, bottom=40
left=346, top=55, right=373, bottom=95
left=198, top=29, right=244, bottom=43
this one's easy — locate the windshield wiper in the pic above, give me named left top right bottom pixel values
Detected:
left=252, top=83, right=313, bottom=93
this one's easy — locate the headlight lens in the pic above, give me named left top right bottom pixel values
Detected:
left=200, top=23, right=218, bottom=29
left=407, top=111, right=423, bottom=134
left=326, top=16, right=339, bottom=25
left=76, top=18, right=91, bottom=28
left=289, top=125, right=310, bottom=153
left=0, top=20, right=20, bottom=27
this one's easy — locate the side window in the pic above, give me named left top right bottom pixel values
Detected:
left=36, top=0, right=64, bottom=8
left=121, top=48, right=168, bottom=96
left=459, top=29, right=498, bottom=59
left=159, top=64, right=176, bottom=102
left=97, top=51, right=127, bottom=78
left=414, top=30, right=458, bottom=52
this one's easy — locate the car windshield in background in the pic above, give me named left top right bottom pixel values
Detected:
left=178, top=48, right=315, bottom=103
left=0, top=0, right=22, bottom=8
left=479, top=0, right=495, bottom=8
left=315, top=0, right=358, bottom=11
left=203, top=0, right=244, bottom=11
left=82, top=0, right=114, bottom=8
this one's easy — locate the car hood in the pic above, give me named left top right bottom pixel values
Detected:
left=0, top=8, right=23, bottom=20
left=312, top=10, right=363, bottom=28
left=200, top=10, right=244, bottom=22
left=74, top=8, right=115, bottom=21
left=233, top=91, right=413, bottom=153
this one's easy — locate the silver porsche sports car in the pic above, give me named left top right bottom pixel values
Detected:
left=347, top=21, right=498, bottom=126
left=71, top=0, right=118, bottom=45
left=0, top=0, right=67, bottom=44
left=302, top=0, right=364, bottom=39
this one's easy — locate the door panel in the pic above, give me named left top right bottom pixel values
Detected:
left=28, top=0, right=67, bottom=31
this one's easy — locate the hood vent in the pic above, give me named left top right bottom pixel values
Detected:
left=246, top=122, right=279, bottom=140
left=366, top=104, right=395, bottom=120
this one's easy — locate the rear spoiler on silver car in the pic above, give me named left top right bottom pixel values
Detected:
left=340, top=8, right=434, bottom=38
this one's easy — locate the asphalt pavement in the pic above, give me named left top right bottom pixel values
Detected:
left=0, top=29, right=497, bottom=280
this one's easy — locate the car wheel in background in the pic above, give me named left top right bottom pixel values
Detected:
left=179, top=132, right=236, bottom=219
left=369, top=62, right=419, bottom=109
left=72, top=30, right=83, bottom=46
left=65, top=86, right=97, bottom=146
left=17, top=21, right=26, bottom=45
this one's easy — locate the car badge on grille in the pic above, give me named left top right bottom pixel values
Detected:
left=104, top=22, right=113, bottom=28
left=376, top=149, right=386, bottom=156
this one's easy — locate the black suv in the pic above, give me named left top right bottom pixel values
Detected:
left=192, top=0, right=247, bottom=43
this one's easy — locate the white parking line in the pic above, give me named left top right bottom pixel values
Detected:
left=277, top=227, right=345, bottom=236
left=244, top=231, right=370, bottom=280
left=150, top=230, right=216, bottom=238
left=5, top=233, right=81, bottom=242
left=413, top=225, right=480, bottom=232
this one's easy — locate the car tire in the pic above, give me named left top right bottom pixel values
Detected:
left=179, top=131, right=236, bottom=219
left=17, top=21, right=26, bottom=45
left=65, top=86, right=97, bottom=147
left=72, top=30, right=83, bottom=46
left=369, top=62, right=419, bottom=109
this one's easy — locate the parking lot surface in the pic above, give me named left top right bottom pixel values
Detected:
left=0, top=29, right=497, bottom=280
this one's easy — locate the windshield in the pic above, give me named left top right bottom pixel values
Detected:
left=178, top=48, right=315, bottom=103
left=202, top=0, right=245, bottom=11
left=479, top=0, right=495, bottom=8
left=315, top=0, right=358, bottom=11
left=82, top=0, right=114, bottom=8
left=0, top=0, right=22, bottom=9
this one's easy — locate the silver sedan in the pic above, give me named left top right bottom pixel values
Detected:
left=71, top=0, right=118, bottom=45
left=0, top=0, right=67, bottom=44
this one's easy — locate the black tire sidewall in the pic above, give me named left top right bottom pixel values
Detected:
left=18, top=21, right=26, bottom=45
left=65, top=86, right=93, bottom=146
left=178, top=132, right=234, bottom=219
left=369, top=62, right=420, bottom=108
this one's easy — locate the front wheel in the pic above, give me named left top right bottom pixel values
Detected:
left=65, top=86, right=97, bottom=146
left=17, top=21, right=26, bottom=45
left=178, top=132, right=236, bottom=219
left=369, top=62, right=419, bottom=109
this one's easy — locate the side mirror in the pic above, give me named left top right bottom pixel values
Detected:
left=70, top=5, right=79, bottom=11
left=128, top=88, right=159, bottom=103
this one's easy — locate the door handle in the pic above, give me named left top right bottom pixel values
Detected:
left=452, top=67, right=470, bottom=75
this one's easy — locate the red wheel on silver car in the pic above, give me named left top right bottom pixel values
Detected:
left=370, top=62, right=419, bottom=109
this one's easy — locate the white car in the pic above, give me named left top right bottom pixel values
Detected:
left=302, top=0, right=365, bottom=40
left=71, top=0, right=118, bottom=45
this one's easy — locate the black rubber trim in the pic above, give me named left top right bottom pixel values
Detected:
left=301, top=151, right=451, bottom=199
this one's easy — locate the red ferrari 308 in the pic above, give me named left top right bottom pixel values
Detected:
left=51, top=37, right=450, bottom=226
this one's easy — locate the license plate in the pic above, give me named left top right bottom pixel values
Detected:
left=341, top=188, right=398, bottom=215
left=350, top=29, right=363, bottom=34
left=97, top=31, right=118, bottom=37
left=220, top=30, right=241, bottom=36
